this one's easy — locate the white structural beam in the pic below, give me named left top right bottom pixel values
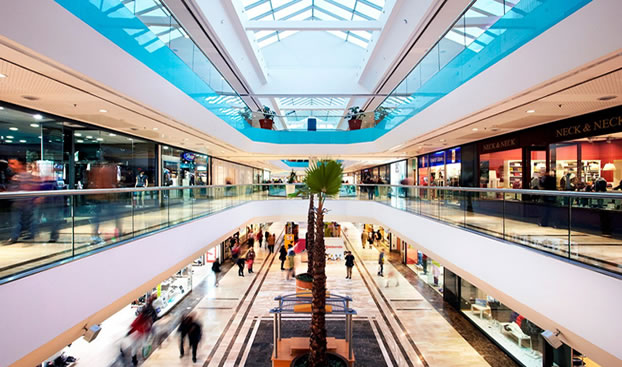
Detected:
left=244, top=20, right=383, bottom=31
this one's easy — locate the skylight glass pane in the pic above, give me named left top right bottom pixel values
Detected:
left=366, top=0, right=385, bottom=7
left=348, top=36, right=368, bottom=48
left=472, top=0, right=505, bottom=16
left=350, top=30, right=371, bottom=40
left=271, top=0, right=292, bottom=8
left=246, top=2, right=271, bottom=19
left=334, top=0, right=356, bottom=8
left=287, top=9, right=312, bottom=21
left=356, top=2, right=382, bottom=19
left=279, top=30, right=298, bottom=40
left=258, top=35, right=279, bottom=47
left=352, top=14, right=366, bottom=21
left=328, top=30, right=347, bottom=40
left=273, top=0, right=311, bottom=20
left=314, top=11, right=338, bottom=20
left=241, top=0, right=260, bottom=6
left=316, top=0, right=353, bottom=19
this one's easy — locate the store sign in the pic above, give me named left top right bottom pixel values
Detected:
left=182, top=152, right=195, bottom=161
left=480, top=138, right=519, bottom=153
left=555, top=116, right=622, bottom=139
left=429, top=152, right=445, bottom=166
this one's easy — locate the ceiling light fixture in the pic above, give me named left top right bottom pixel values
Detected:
left=6, top=136, right=14, bottom=139
left=33, top=114, right=43, bottom=120
left=77, top=139, right=84, bottom=143
left=74, top=133, right=82, bottom=137
left=109, top=133, right=116, bottom=136
left=0, top=73, right=6, bottom=78
left=19, top=140, right=26, bottom=143
left=0, top=107, right=4, bottom=110
left=97, top=138, right=103, bottom=141
left=9, top=127, right=18, bottom=131
left=30, top=123, right=39, bottom=128
left=5, top=140, right=12, bottom=143
left=472, top=128, right=479, bottom=131
left=440, top=139, right=446, bottom=142
left=153, top=127, right=158, bottom=130
left=86, top=136, right=93, bottom=139
left=99, top=109, right=108, bottom=113
left=526, top=109, right=536, bottom=114
left=598, top=95, right=617, bottom=101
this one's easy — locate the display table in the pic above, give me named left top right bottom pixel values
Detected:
left=470, top=304, right=492, bottom=319
left=500, top=322, right=532, bottom=348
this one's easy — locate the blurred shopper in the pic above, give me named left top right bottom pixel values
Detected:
left=178, top=313, right=193, bottom=358
left=264, top=229, right=270, bottom=244
left=345, top=251, right=355, bottom=279
left=247, top=248, right=256, bottom=273
left=187, top=316, right=203, bottom=363
left=377, top=249, right=385, bottom=277
left=212, top=259, right=221, bottom=287
left=237, top=256, right=245, bottom=277
left=385, top=269, right=399, bottom=288
left=360, top=230, right=367, bottom=249
left=38, top=162, right=61, bottom=243
left=286, top=248, right=296, bottom=280
left=256, top=230, right=263, bottom=248
left=538, top=171, right=557, bottom=227
left=267, top=233, right=275, bottom=253
left=6, top=157, right=37, bottom=244
left=279, top=244, right=287, bottom=270
left=89, top=162, right=122, bottom=245
left=134, top=170, right=148, bottom=208
left=0, top=159, right=14, bottom=191
left=231, top=241, right=240, bottom=263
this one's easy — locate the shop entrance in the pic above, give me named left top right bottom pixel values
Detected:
left=525, top=147, right=548, bottom=189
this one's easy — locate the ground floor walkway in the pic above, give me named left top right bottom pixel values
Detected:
left=56, top=222, right=519, bottom=367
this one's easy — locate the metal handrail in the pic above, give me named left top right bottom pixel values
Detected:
left=1, top=183, right=620, bottom=199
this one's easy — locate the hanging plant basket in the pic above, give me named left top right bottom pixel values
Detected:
left=259, top=118, right=274, bottom=130
left=348, top=119, right=362, bottom=130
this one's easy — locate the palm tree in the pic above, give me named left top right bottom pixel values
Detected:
left=305, top=160, right=343, bottom=367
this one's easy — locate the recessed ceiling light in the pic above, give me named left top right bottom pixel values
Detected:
left=9, top=127, right=18, bottom=131
left=97, top=138, right=103, bottom=141
left=33, top=114, right=43, bottom=120
left=184, top=138, right=189, bottom=141
left=74, top=133, right=82, bottom=137
left=77, top=139, right=84, bottom=143
left=99, top=109, right=108, bottom=113
left=5, top=140, right=12, bottom=143
left=30, top=123, right=39, bottom=128
left=6, top=136, right=14, bottom=139
left=0, top=107, right=4, bottom=110
left=440, top=139, right=446, bottom=142
left=153, top=127, right=158, bottom=130
left=109, top=133, right=116, bottom=136
left=128, top=138, right=133, bottom=141
left=526, top=109, right=535, bottom=113
left=163, top=146, right=169, bottom=150
left=472, top=128, right=478, bottom=131
left=86, top=136, right=93, bottom=139
left=0, top=73, right=6, bottom=78
left=19, top=140, right=26, bottom=143
left=598, top=95, right=617, bottom=101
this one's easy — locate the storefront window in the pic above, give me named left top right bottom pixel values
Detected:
left=418, top=155, right=429, bottom=186
left=390, top=160, right=407, bottom=185
left=161, top=146, right=207, bottom=186
left=479, top=148, right=522, bottom=188
left=429, top=151, right=445, bottom=186
left=460, top=279, right=543, bottom=367
left=406, top=249, right=444, bottom=295
left=446, top=147, right=461, bottom=186
left=211, top=158, right=255, bottom=185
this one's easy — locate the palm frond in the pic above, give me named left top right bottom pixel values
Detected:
left=305, top=160, right=343, bottom=197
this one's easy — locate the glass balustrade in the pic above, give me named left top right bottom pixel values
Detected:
left=0, top=184, right=620, bottom=282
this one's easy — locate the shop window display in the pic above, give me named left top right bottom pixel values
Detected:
left=406, top=248, right=443, bottom=295
left=479, top=148, right=522, bottom=189
left=460, top=279, right=543, bottom=367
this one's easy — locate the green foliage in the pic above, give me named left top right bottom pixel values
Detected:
left=288, top=169, right=297, bottom=184
left=239, top=106, right=252, bottom=122
left=305, top=160, right=343, bottom=198
left=374, top=106, right=390, bottom=122
left=260, top=105, right=275, bottom=120
left=346, top=106, right=364, bottom=121
left=288, top=177, right=310, bottom=198
left=295, top=273, right=313, bottom=282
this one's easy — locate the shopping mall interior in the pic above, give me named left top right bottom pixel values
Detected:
left=0, top=0, right=621, bottom=366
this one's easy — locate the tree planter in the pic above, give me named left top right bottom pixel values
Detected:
left=260, top=118, right=274, bottom=130
left=348, top=119, right=362, bottom=130
left=291, top=352, right=348, bottom=367
left=295, top=273, right=313, bottom=290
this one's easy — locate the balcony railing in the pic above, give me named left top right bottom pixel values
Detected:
left=0, top=183, right=620, bottom=283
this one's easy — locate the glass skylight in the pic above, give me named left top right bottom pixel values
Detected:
left=240, top=0, right=385, bottom=49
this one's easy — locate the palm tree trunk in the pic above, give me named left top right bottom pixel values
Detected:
left=306, top=193, right=315, bottom=275
left=309, top=197, right=327, bottom=367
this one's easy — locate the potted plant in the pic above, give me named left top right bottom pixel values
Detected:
left=295, top=272, right=313, bottom=290
left=346, top=106, right=364, bottom=130
left=239, top=106, right=252, bottom=124
left=259, top=105, right=275, bottom=130
left=374, top=106, right=390, bottom=125
left=305, top=160, right=343, bottom=366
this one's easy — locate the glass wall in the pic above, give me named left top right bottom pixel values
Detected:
left=461, top=279, right=544, bottom=367
left=211, top=158, right=254, bottom=185
left=417, top=147, right=461, bottom=187
left=0, top=102, right=157, bottom=190
left=161, top=146, right=208, bottom=186
left=406, top=247, right=444, bottom=295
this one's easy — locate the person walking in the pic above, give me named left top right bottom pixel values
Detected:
left=378, top=249, right=385, bottom=277
left=286, top=248, right=296, bottom=280
left=211, top=259, right=221, bottom=287
left=345, top=251, right=355, bottom=279
left=279, top=244, right=287, bottom=270
left=264, top=230, right=270, bottom=244
left=178, top=314, right=193, bottom=358
left=256, top=231, right=263, bottom=248
left=187, top=317, right=202, bottom=363
left=360, top=230, right=367, bottom=249
left=268, top=233, right=275, bottom=253
left=237, top=256, right=245, bottom=277
left=247, top=248, right=255, bottom=273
